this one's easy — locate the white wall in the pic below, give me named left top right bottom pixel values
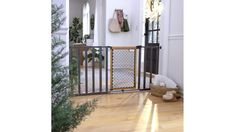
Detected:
left=105, top=0, right=142, bottom=46
left=159, top=0, right=184, bottom=91
left=93, top=0, right=106, bottom=46
left=169, top=0, right=184, bottom=35
left=69, top=0, right=83, bottom=26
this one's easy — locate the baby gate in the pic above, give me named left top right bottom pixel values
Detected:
left=110, top=46, right=137, bottom=90
left=71, top=45, right=160, bottom=95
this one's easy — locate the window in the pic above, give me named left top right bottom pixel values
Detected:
left=83, top=2, right=90, bottom=37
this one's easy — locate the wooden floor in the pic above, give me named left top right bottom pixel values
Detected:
left=71, top=91, right=183, bottom=132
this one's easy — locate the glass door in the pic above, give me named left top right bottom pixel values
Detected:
left=144, top=0, right=161, bottom=74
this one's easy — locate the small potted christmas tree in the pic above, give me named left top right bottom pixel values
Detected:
left=69, top=17, right=83, bottom=43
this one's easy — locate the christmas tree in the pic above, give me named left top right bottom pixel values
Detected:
left=51, top=4, right=97, bottom=132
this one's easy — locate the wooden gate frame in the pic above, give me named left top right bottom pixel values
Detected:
left=110, top=46, right=137, bottom=91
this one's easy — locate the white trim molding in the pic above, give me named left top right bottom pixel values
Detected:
left=168, top=34, right=184, bottom=40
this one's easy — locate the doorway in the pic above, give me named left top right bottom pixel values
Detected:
left=144, top=0, right=161, bottom=75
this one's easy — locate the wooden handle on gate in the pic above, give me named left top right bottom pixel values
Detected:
left=111, top=46, right=136, bottom=49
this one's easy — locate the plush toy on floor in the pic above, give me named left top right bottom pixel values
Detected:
left=162, top=90, right=181, bottom=102
left=150, top=74, right=181, bottom=102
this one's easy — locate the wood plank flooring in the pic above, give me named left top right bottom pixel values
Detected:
left=71, top=91, right=183, bottom=132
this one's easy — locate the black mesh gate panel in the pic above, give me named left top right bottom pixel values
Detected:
left=110, top=46, right=136, bottom=90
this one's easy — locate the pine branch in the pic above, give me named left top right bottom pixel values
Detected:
left=51, top=4, right=65, bottom=33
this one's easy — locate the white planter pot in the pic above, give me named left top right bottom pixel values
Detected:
left=86, top=39, right=93, bottom=46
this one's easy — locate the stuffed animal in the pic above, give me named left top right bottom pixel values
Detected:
left=153, top=75, right=177, bottom=88
left=162, top=90, right=181, bottom=102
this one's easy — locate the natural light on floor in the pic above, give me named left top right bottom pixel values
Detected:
left=134, top=98, right=159, bottom=131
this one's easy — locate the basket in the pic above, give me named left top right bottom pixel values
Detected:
left=150, top=83, right=179, bottom=97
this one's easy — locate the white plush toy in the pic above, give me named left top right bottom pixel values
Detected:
left=162, top=90, right=177, bottom=101
left=153, top=74, right=177, bottom=88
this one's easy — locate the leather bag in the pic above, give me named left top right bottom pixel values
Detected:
left=108, top=11, right=121, bottom=33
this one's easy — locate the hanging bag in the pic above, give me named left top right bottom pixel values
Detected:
left=121, top=19, right=130, bottom=32
left=108, top=11, right=121, bottom=33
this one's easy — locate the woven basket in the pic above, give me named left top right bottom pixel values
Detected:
left=150, top=83, right=179, bottom=97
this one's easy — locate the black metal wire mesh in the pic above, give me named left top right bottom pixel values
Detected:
left=111, top=48, right=136, bottom=89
